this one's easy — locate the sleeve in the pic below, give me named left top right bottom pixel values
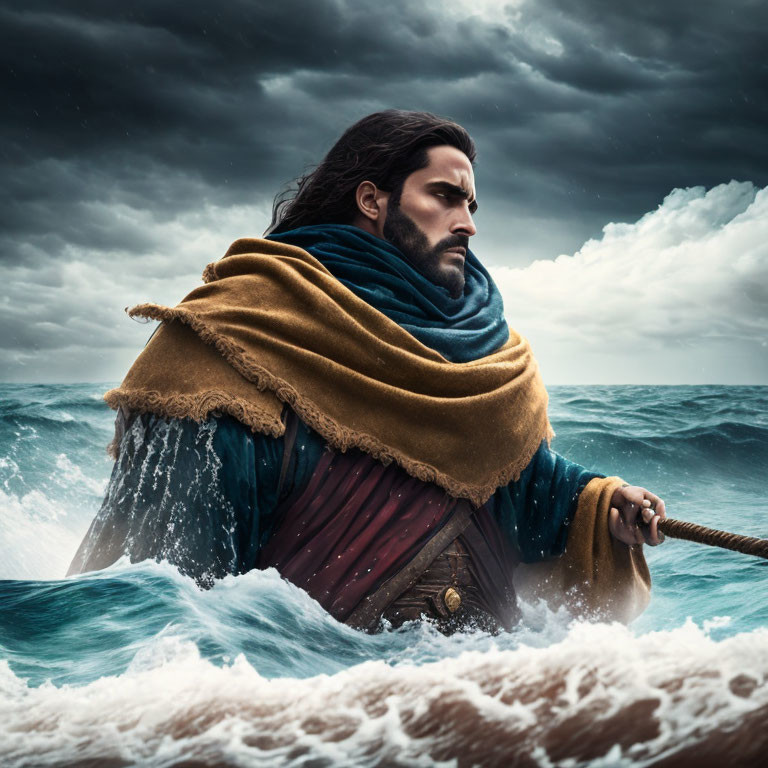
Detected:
left=489, top=440, right=602, bottom=563
left=514, top=476, right=652, bottom=622
left=66, top=411, right=285, bottom=584
left=491, top=442, right=652, bottom=622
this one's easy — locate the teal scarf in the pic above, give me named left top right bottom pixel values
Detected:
left=267, top=224, right=509, bottom=363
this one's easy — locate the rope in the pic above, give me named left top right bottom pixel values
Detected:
left=659, top=517, right=768, bottom=560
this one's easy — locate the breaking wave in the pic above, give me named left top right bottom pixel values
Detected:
left=1, top=384, right=767, bottom=766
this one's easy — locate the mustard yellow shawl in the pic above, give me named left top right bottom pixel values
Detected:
left=105, top=238, right=650, bottom=620
left=106, top=238, right=553, bottom=507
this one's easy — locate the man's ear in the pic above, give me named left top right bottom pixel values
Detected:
left=355, top=181, right=388, bottom=223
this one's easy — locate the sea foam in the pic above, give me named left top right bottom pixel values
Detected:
left=1, top=619, right=766, bottom=767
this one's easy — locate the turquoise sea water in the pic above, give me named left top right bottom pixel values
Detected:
left=1, top=384, right=767, bottom=766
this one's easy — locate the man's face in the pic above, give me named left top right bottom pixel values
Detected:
left=382, top=145, right=477, bottom=299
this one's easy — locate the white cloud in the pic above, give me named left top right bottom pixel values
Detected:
left=2, top=180, right=766, bottom=385
left=1, top=198, right=272, bottom=382
left=492, top=181, right=768, bottom=383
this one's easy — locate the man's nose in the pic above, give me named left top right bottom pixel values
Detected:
left=452, top=206, right=477, bottom=238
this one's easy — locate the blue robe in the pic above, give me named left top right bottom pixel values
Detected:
left=69, top=224, right=602, bottom=606
left=68, top=411, right=601, bottom=586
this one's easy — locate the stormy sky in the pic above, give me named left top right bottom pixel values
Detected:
left=2, top=0, right=767, bottom=384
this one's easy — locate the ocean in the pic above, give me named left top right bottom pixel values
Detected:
left=1, top=383, right=767, bottom=766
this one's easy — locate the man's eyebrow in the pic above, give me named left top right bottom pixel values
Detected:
left=426, top=181, right=478, bottom=213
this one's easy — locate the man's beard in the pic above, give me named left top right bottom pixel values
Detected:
left=383, top=202, right=467, bottom=299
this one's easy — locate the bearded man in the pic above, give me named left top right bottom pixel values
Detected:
left=68, top=110, right=666, bottom=633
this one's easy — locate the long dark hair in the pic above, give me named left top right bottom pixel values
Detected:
left=266, top=110, right=476, bottom=235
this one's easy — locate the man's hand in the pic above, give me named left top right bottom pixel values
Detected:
left=609, top=485, right=667, bottom=547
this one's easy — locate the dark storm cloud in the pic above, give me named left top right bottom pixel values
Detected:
left=0, top=0, right=521, bottom=265
left=501, top=0, right=768, bottom=200
left=3, top=0, right=766, bottom=251
left=1, top=0, right=767, bottom=380
left=1, top=1, right=509, bottom=185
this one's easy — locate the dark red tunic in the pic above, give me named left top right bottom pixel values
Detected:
left=259, top=447, right=518, bottom=629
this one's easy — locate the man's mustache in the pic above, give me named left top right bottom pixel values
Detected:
left=434, top=234, right=470, bottom=252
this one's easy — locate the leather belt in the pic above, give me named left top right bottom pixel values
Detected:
left=346, top=503, right=501, bottom=634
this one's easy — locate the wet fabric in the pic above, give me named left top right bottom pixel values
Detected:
left=382, top=507, right=521, bottom=634
left=69, top=413, right=599, bottom=599
left=515, top=477, right=653, bottom=622
left=67, top=412, right=326, bottom=582
left=258, top=448, right=472, bottom=623
left=267, top=224, right=509, bottom=363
